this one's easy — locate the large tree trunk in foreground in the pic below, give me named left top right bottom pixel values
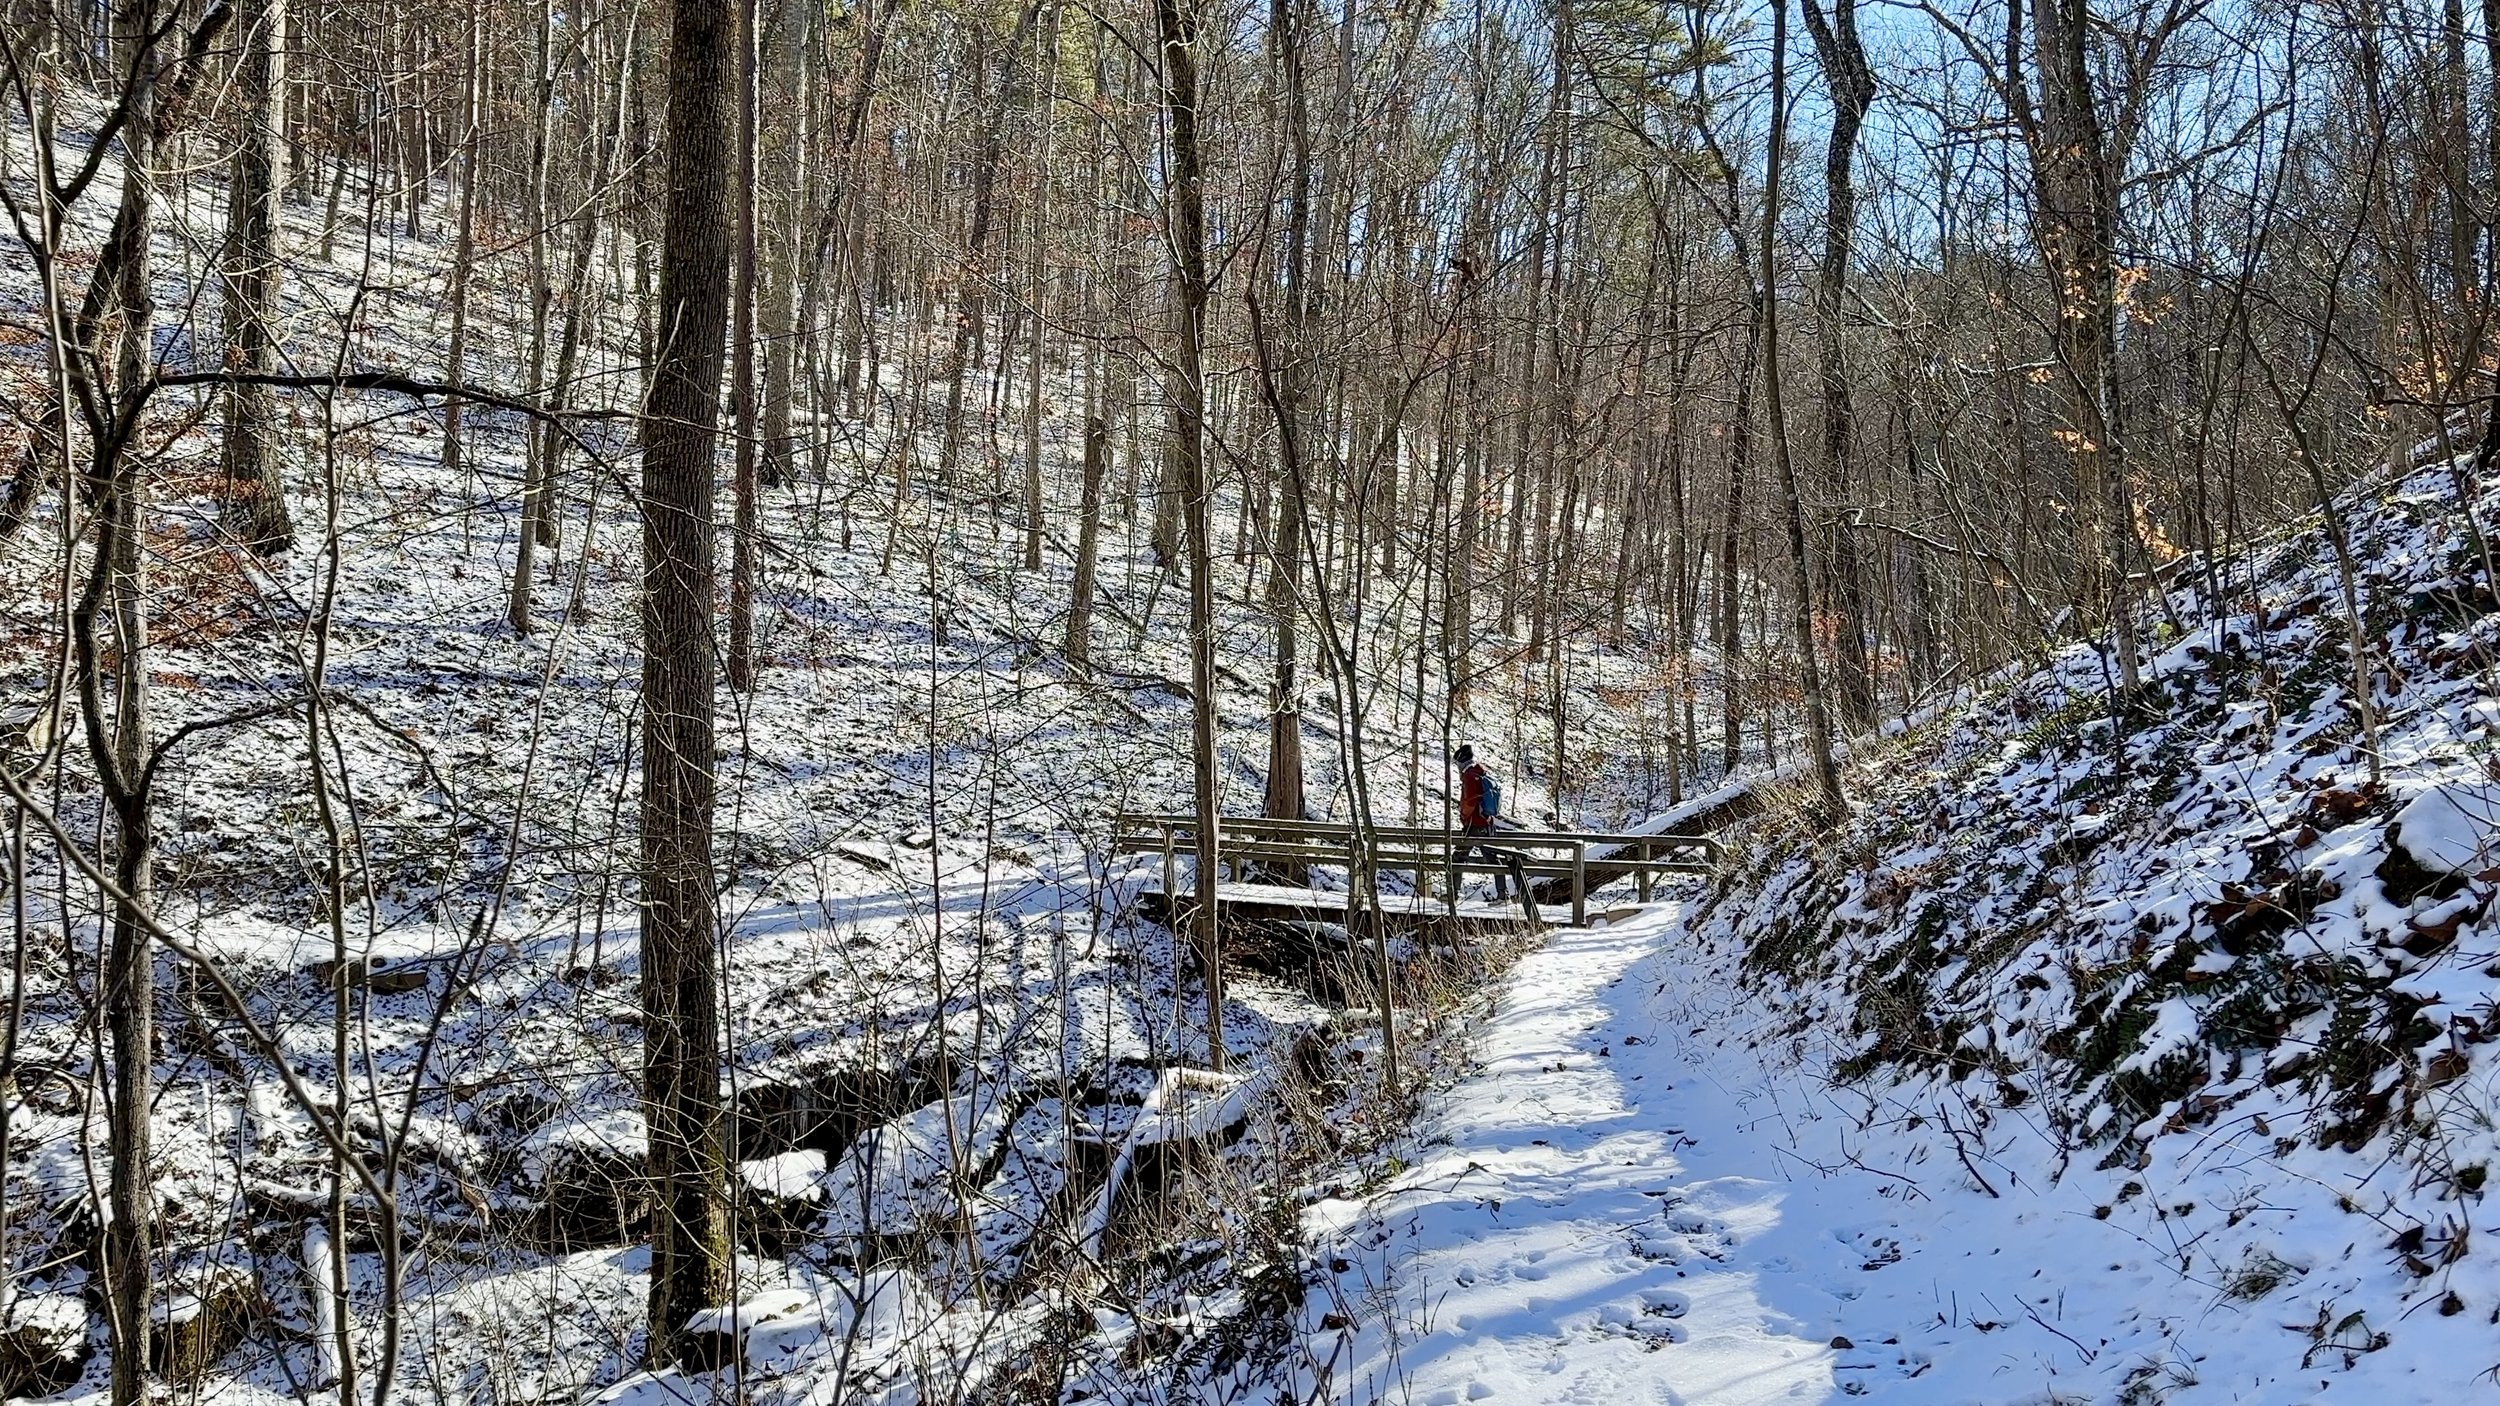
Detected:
left=1263, top=0, right=1313, bottom=830
left=728, top=0, right=760, bottom=690
left=1157, top=0, right=1225, bottom=1069
left=640, top=0, right=734, bottom=1359
left=85, top=13, right=169, bottom=1403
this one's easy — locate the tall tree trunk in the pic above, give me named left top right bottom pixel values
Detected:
left=440, top=10, right=482, bottom=480
left=1447, top=179, right=1487, bottom=708
left=2480, top=0, right=2500, bottom=470
left=1021, top=3, right=1061, bottom=571
left=729, top=0, right=760, bottom=689
left=1801, top=0, right=1875, bottom=730
left=2022, top=0, right=2139, bottom=688
left=219, top=0, right=293, bottom=554
left=2439, top=0, right=2476, bottom=309
left=1067, top=415, right=1109, bottom=668
left=640, top=0, right=734, bottom=1358
left=82, top=12, right=170, bottom=1402
left=508, top=0, right=559, bottom=634
left=1718, top=297, right=1756, bottom=775
left=1156, top=0, right=1224, bottom=1069
left=1762, top=0, right=1846, bottom=818
left=1263, top=0, right=1314, bottom=829
left=759, top=1, right=801, bottom=495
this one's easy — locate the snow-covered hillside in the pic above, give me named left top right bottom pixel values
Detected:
left=1261, top=453, right=2500, bottom=1404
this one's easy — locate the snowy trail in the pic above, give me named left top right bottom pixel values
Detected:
left=1294, top=901, right=2383, bottom=1406
left=1303, top=902, right=1838, bottom=1404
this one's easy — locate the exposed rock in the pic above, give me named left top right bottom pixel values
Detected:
left=0, top=1294, right=90, bottom=1398
left=517, top=1107, right=648, bottom=1250
left=734, top=1150, right=827, bottom=1254
left=307, top=957, right=430, bottom=995
left=680, top=1286, right=817, bottom=1373
left=731, top=1056, right=943, bottom=1162
left=1075, top=1067, right=1268, bottom=1262
left=2390, top=781, right=2500, bottom=876
left=150, top=1261, right=259, bottom=1381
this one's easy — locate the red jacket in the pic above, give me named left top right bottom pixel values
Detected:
left=1460, top=762, right=1493, bottom=831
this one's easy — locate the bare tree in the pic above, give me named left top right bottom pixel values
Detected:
left=1157, top=0, right=1225, bottom=1068
left=1762, top=0, right=1848, bottom=818
left=1800, top=0, right=1874, bottom=729
left=218, top=0, right=294, bottom=554
left=639, top=0, right=735, bottom=1356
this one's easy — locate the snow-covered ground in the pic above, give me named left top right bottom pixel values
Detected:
left=1286, top=893, right=2481, bottom=1404
left=1293, top=900, right=1840, bottom=1404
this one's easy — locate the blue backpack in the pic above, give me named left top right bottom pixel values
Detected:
left=1480, top=772, right=1502, bottom=822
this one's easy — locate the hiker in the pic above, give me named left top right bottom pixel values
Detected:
left=1454, top=744, right=1510, bottom=899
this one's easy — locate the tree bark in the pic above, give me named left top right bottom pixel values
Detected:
left=1021, top=3, right=1061, bottom=571
left=1156, top=0, right=1224, bottom=1069
left=1762, top=0, right=1846, bottom=818
left=1801, top=0, right=1875, bottom=730
left=729, top=0, right=760, bottom=689
left=1262, top=0, right=1314, bottom=831
left=440, top=10, right=483, bottom=481
left=81, top=12, right=170, bottom=1401
left=2019, top=0, right=2140, bottom=689
left=219, top=0, right=294, bottom=554
left=508, top=0, right=560, bottom=634
left=1067, top=415, right=1109, bottom=669
left=640, top=0, right=734, bottom=1358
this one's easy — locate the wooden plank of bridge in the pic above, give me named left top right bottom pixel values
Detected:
left=1113, top=813, right=1716, bottom=930
left=1148, top=881, right=1539, bottom=931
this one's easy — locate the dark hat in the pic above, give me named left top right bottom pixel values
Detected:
left=1453, top=744, right=1474, bottom=764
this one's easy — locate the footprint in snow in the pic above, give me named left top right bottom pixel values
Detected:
left=1592, top=1299, right=1687, bottom=1349
left=1832, top=1224, right=1908, bottom=1269
left=1835, top=1345, right=1935, bottom=1393
left=1624, top=1202, right=1731, bottom=1265
left=1639, top=1288, right=1689, bottom=1317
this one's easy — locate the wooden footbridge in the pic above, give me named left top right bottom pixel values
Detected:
left=1113, top=813, right=1719, bottom=936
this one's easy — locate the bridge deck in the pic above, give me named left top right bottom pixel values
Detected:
left=1140, top=881, right=1649, bottom=933
left=1116, top=813, right=1718, bottom=930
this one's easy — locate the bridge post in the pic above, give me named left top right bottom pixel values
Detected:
left=1162, top=823, right=1176, bottom=920
left=1345, top=830, right=1361, bottom=932
left=1570, top=840, right=1586, bottom=927
left=1637, top=841, right=1653, bottom=903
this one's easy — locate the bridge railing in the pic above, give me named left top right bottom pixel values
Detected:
left=1108, top=813, right=1718, bottom=928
